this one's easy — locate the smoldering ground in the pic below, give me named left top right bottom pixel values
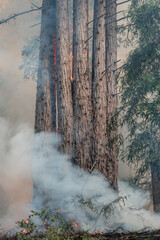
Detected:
left=0, top=120, right=160, bottom=233
left=31, top=131, right=160, bottom=232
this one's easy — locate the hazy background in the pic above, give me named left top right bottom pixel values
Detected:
left=0, top=0, right=41, bottom=224
left=0, top=0, right=131, bottom=227
left=0, top=0, right=40, bottom=127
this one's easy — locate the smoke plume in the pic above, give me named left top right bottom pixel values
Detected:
left=1, top=120, right=160, bottom=232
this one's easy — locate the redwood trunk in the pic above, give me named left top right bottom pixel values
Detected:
left=92, top=0, right=118, bottom=188
left=151, top=162, right=160, bottom=213
left=92, top=0, right=108, bottom=179
left=72, top=0, right=92, bottom=170
left=33, top=0, right=56, bottom=204
left=35, top=0, right=56, bottom=133
left=105, top=0, right=118, bottom=187
left=56, top=0, right=73, bottom=153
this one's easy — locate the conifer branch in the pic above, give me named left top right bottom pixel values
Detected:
left=30, top=22, right=41, bottom=28
left=106, top=16, right=127, bottom=26
left=0, top=8, right=42, bottom=25
left=117, top=0, right=131, bottom=5
left=87, top=10, right=124, bottom=25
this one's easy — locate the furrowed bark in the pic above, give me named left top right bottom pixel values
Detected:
left=33, top=0, right=56, bottom=205
left=92, top=0, right=108, bottom=179
left=72, top=0, right=92, bottom=170
left=56, top=0, right=73, bottom=153
left=151, top=162, right=160, bottom=213
left=106, top=0, right=118, bottom=188
left=35, top=0, right=56, bottom=133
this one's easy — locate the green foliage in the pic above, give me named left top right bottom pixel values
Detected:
left=15, top=208, right=103, bottom=240
left=16, top=208, right=73, bottom=239
left=19, top=36, right=39, bottom=81
left=119, top=0, right=160, bottom=188
left=73, top=195, right=126, bottom=220
left=15, top=195, right=127, bottom=239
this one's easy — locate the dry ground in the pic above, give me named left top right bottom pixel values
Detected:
left=1, top=229, right=160, bottom=240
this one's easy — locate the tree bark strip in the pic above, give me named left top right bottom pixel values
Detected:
left=56, top=0, right=73, bottom=153
left=151, top=162, right=160, bottom=212
left=33, top=0, right=56, bottom=205
left=35, top=0, right=56, bottom=133
left=72, top=0, right=92, bottom=170
left=92, top=0, right=108, bottom=179
left=105, top=0, right=118, bottom=188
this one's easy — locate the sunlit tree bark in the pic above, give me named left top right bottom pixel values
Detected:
left=92, top=0, right=108, bottom=179
left=56, top=0, right=73, bottom=153
left=72, top=0, right=92, bottom=170
left=92, top=0, right=118, bottom=188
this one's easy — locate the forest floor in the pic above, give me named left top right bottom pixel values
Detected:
left=1, top=229, right=160, bottom=240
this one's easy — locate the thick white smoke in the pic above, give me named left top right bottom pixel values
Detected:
left=0, top=118, right=33, bottom=229
left=32, top=131, right=160, bottom=232
left=0, top=118, right=160, bottom=232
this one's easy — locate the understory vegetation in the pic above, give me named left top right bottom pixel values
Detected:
left=0, top=207, right=160, bottom=240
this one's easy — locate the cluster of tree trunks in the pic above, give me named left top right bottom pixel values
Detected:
left=34, top=0, right=118, bottom=196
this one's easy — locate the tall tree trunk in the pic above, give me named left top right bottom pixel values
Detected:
left=92, top=0, right=108, bottom=179
left=35, top=0, right=56, bottom=133
left=151, top=162, right=160, bottom=213
left=72, top=0, right=92, bottom=170
left=33, top=0, right=56, bottom=205
left=105, top=0, right=118, bottom=188
left=92, top=0, right=118, bottom=188
left=56, top=0, right=73, bottom=153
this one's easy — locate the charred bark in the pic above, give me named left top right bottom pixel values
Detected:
left=72, top=0, right=92, bottom=170
left=35, top=0, right=56, bottom=134
left=56, top=0, right=73, bottom=154
left=92, top=0, right=108, bottom=178
left=105, top=0, right=118, bottom=188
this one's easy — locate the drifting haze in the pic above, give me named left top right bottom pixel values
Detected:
left=0, top=0, right=41, bottom=127
left=0, top=127, right=158, bottom=232
left=32, top=132, right=160, bottom=232
left=0, top=0, right=41, bottom=226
